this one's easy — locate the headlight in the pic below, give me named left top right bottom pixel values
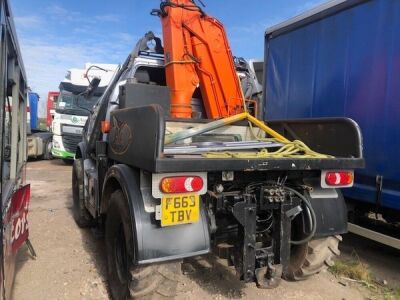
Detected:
left=53, top=140, right=60, bottom=148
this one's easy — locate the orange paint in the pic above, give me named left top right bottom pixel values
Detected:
left=159, top=0, right=245, bottom=119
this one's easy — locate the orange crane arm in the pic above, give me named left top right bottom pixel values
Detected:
left=154, top=0, right=245, bottom=119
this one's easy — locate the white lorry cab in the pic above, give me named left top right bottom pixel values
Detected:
left=52, top=63, right=118, bottom=163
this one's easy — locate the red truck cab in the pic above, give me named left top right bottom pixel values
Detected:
left=46, top=91, right=59, bottom=131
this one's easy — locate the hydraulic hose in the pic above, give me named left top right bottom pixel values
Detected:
left=283, top=186, right=317, bottom=245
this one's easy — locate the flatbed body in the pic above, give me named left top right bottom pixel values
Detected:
left=107, top=103, right=364, bottom=174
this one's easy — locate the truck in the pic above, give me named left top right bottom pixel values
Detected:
left=26, top=92, right=53, bottom=159
left=235, top=57, right=264, bottom=118
left=46, top=91, right=59, bottom=131
left=0, top=0, right=33, bottom=297
left=52, top=63, right=118, bottom=163
left=263, top=0, right=400, bottom=249
left=72, top=1, right=364, bottom=298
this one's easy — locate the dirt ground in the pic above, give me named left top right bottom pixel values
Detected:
left=11, top=160, right=400, bottom=299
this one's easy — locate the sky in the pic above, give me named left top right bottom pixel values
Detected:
left=12, top=0, right=328, bottom=117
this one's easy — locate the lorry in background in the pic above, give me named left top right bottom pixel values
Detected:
left=27, top=92, right=39, bottom=130
left=26, top=92, right=53, bottom=159
left=46, top=91, right=59, bottom=131
left=72, top=1, right=363, bottom=298
left=0, top=0, right=33, bottom=297
left=235, top=57, right=264, bottom=118
left=263, top=0, right=400, bottom=249
left=51, top=64, right=118, bottom=163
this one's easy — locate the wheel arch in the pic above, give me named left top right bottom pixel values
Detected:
left=101, top=164, right=142, bottom=264
left=101, top=164, right=210, bottom=264
left=101, top=175, right=125, bottom=214
left=75, top=141, right=86, bottom=159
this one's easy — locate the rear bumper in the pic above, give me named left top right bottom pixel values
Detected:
left=52, top=134, right=77, bottom=159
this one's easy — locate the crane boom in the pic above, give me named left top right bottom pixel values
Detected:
left=155, top=0, right=245, bottom=119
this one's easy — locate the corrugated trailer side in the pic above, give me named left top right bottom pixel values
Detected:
left=264, top=0, right=400, bottom=215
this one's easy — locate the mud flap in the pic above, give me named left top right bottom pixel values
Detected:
left=309, top=190, right=348, bottom=237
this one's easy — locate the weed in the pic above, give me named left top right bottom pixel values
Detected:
left=329, top=259, right=371, bottom=282
left=383, top=288, right=400, bottom=300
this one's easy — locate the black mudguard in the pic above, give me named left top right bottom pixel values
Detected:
left=310, top=190, right=347, bottom=238
left=75, top=141, right=87, bottom=159
left=102, top=164, right=210, bottom=264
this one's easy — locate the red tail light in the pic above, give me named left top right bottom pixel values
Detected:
left=324, top=171, right=354, bottom=187
left=160, top=176, right=204, bottom=194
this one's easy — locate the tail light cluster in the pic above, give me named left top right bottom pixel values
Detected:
left=152, top=172, right=208, bottom=198
left=321, top=170, right=354, bottom=188
left=160, top=176, right=204, bottom=194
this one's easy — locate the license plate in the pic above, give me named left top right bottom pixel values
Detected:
left=161, top=194, right=199, bottom=227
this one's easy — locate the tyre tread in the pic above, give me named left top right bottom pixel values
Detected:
left=129, top=262, right=184, bottom=299
left=72, top=159, right=94, bottom=228
left=285, top=235, right=341, bottom=281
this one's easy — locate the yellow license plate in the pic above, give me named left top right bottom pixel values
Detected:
left=161, top=194, right=199, bottom=227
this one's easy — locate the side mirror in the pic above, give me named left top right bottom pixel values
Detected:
left=84, top=77, right=101, bottom=99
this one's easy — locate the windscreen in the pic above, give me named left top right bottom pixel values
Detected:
left=56, top=92, right=99, bottom=116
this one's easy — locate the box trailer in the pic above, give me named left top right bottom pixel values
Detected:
left=263, top=0, right=400, bottom=247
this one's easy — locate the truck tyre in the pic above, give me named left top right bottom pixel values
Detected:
left=63, top=159, right=73, bottom=165
left=72, top=159, right=94, bottom=227
left=284, top=235, right=341, bottom=281
left=106, top=190, right=183, bottom=300
left=42, top=140, right=53, bottom=160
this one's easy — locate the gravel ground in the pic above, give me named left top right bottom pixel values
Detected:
left=11, top=160, right=398, bottom=299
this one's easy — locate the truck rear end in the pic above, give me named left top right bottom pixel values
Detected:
left=73, top=7, right=365, bottom=296
left=101, top=83, right=363, bottom=289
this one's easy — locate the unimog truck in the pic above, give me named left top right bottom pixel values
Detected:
left=72, top=1, right=364, bottom=299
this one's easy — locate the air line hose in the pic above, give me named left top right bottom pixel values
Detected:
left=283, top=187, right=317, bottom=245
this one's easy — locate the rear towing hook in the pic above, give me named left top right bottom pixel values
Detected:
left=255, top=263, right=283, bottom=289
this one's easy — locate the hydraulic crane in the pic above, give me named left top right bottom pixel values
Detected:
left=152, top=0, right=245, bottom=119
